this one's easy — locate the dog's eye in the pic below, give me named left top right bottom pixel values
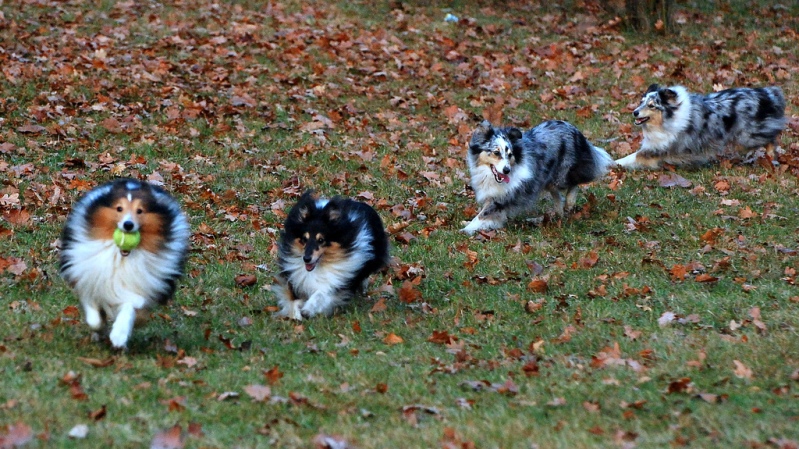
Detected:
left=136, top=208, right=143, bottom=215
left=299, top=236, right=307, bottom=244
left=317, top=237, right=325, bottom=245
left=648, top=103, right=656, bottom=109
left=493, top=150, right=501, bottom=156
left=116, top=206, right=123, bottom=212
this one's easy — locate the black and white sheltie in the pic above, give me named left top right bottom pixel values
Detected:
left=60, top=178, right=190, bottom=349
left=274, top=191, right=389, bottom=320
left=462, top=120, right=613, bottom=234
left=616, top=84, right=786, bottom=169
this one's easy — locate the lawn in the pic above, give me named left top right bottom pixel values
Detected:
left=1, top=0, right=799, bottom=448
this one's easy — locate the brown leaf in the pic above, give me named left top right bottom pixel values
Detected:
left=88, top=405, right=107, bottom=421
left=670, top=264, right=687, bottom=282
left=244, top=384, right=271, bottom=402
left=695, top=273, right=719, bottom=283
left=264, top=366, right=284, bottom=385
left=667, top=377, right=693, bottom=394
left=150, top=424, right=184, bottom=449
left=16, top=124, right=46, bottom=134
left=77, top=357, right=115, bottom=368
left=733, top=360, right=753, bottom=379
left=383, top=333, right=404, bottom=345
left=578, top=251, right=600, bottom=268
left=370, top=298, right=388, bottom=313
left=0, top=422, right=33, bottom=447
left=398, top=281, right=422, bottom=303
left=234, top=274, right=257, bottom=287
left=527, top=278, right=548, bottom=293
left=428, top=330, right=457, bottom=345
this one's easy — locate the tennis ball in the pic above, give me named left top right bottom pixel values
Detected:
left=113, top=228, right=141, bottom=252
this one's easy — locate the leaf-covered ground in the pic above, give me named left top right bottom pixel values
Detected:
left=1, top=1, right=799, bottom=448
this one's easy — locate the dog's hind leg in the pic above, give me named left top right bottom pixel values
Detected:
left=547, top=186, right=566, bottom=217
left=564, top=186, right=579, bottom=213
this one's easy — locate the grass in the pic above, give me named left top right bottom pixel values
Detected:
left=1, top=0, right=799, bottom=448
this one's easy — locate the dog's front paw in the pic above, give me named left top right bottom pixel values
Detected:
left=275, top=300, right=304, bottom=321
left=300, top=295, right=335, bottom=318
left=615, top=153, right=638, bottom=168
left=108, top=327, right=130, bottom=350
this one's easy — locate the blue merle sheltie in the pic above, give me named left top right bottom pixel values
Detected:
left=616, top=84, right=786, bottom=169
left=274, top=191, right=389, bottom=320
left=462, top=120, right=613, bottom=234
left=60, top=178, right=190, bottom=349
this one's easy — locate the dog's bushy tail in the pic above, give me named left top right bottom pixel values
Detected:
left=591, top=145, right=615, bottom=178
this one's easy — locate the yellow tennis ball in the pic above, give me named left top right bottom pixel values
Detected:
left=113, top=228, right=141, bottom=252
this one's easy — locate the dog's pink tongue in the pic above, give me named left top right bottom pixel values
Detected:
left=305, top=263, right=315, bottom=271
left=500, top=174, right=510, bottom=183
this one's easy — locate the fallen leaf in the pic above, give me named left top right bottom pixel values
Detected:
left=383, top=333, right=404, bottom=345
left=0, top=422, right=33, bottom=447
left=244, top=384, right=271, bottom=402
left=150, top=425, right=184, bottom=449
left=733, top=360, right=753, bottom=379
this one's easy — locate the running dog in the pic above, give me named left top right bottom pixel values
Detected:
left=616, top=84, right=786, bottom=169
left=60, top=178, right=190, bottom=349
left=462, top=120, right=613, bottom=234
left=274, top=191, right=389, bottom=320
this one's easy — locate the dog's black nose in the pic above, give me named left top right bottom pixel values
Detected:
left=303, top=255, right=312, bottom=263
left=502, top=166, right=510, bottom=174
left=123, top=221, right=135, bottom=231
left=633, top=110, right=639, bottom=117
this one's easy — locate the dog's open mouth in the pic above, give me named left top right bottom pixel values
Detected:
left=634, top=116, right=650, bottom=126
left=490, top=165, right=510, bottom=183
left=120, top=250, right=130, bottom=257
left=305, top=261, right=318, bottom=271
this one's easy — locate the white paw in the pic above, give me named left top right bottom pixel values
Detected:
left=84, top=308, right=103, bottom=331
left=300, top=294, right=336, bottom=317
left=108, top=326, right=130, bottom=349
left=461, top=216, right=501, bottom=234
left=275, top=300, right=304, bottom=321
left=615, top=153, right=638, bottom=168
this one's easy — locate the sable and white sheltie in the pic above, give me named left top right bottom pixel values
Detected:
left=616, top=84, right=786, bottom=169
left=60, top=178, right=190, bottom=349
left=274, top=191, right=389, bottom=320
left=462, top=120, right=613, bottom=234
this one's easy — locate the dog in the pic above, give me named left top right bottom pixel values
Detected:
left=60, top=178, right=190, bottom=349
left=462, top=119, right=613, bottom=234
left=273, top=190, right=389, bottom=321
left=274, top=191, right=390, bottom=320
left=616, top=84, right=786, bottom=169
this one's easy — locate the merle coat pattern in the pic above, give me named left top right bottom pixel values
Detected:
left=616, top=84, right=786, bottom=169
left=463, top=120, right=613, bottom=234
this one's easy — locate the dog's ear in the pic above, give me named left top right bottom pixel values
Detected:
left=471, top=120, right=494, bottom=144
left=294, top=190, right=317, bottom=222
left=660, top=88, right=679, bottom=105
left=323, top=199, right=342, bottom=223
left=507, top=128, right=523, bottom=141
left=646, top=84, right=660, bottom=94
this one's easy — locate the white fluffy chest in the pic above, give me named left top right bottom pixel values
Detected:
left=470, top=164, right=531, bottom=204
left=62, top=240, right=176, bottom=306
left=642, top=127, right=676, bottom=151
left=284, top=253, right=364, bottom=299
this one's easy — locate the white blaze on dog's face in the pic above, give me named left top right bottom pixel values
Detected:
left=633, top=84, right=681, bottom=129
left=477, top=133, right=515, bottom=184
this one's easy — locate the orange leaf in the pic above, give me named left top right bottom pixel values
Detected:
left=398, top=281, right=422, bottom=303
left=383, top=333, right=404, bottom=345
left=527, top=279, right=548, bottom=293
left=264, top=366, right=284, bottom=385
